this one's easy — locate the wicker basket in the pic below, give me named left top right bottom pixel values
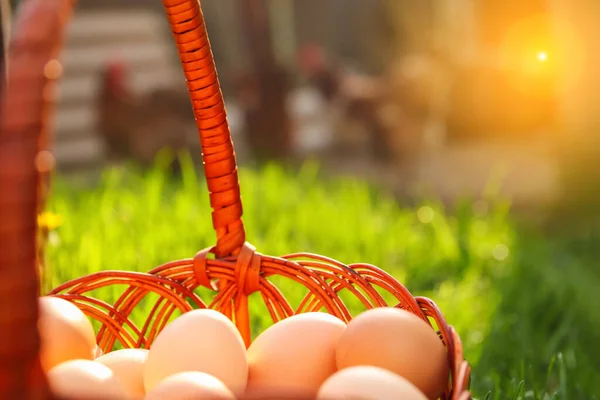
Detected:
left=0, top=0, right=471, bottom=399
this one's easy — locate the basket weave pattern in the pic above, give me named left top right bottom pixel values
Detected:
left=0, top=0, right=471, bottom=399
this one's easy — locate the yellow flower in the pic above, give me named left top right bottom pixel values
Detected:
left=38, top=212, right=63, bottom=231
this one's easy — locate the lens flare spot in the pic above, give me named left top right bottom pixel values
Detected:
left=537, top=51, right=548, bottom=62
left=417, top=206, right=434, bottom=224
left=493, top=244, right=510, bottom=261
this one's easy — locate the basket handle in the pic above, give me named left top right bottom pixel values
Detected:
left=164, top=0, right=245, bottom=258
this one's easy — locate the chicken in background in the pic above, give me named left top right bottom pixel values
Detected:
left=375, top=52, right=450, bottom=174
left=296, top=44, right=447, bottom=170
left=296, top=44, right=394, bottom=164
left=96, top=58, right=196, bottom=172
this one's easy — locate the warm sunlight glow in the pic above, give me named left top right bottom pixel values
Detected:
left=537, top=51, right=548, bottom=62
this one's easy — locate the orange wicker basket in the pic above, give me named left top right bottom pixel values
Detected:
left=0, top=0, right=471, bottom=399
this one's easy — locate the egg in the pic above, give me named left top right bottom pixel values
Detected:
left=95, top=348, right=148, bottom=399
left=48, top=359, right=128, bottom=400
left=144, top=309, right=248, bottom=394
left=246, top=312, right=346, bottom=395
left=336, top=307, right=449, bottom=399
left=144, top=371, right=235, bottom=400
left=38, top=296, right=97, bottom=371
left=317, top=366, right=428, bottom=400
left=94, top=345, right=103, bottom=359
left=240, top=387, right=317, bottom=400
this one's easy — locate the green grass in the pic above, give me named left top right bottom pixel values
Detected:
left=42, top=154, right=600, bottom=399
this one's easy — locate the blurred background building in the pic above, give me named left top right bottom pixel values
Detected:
left=4, top=0, right=599, bottom=212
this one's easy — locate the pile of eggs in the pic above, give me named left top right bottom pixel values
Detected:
left=39, top=296, right=450, bottom=399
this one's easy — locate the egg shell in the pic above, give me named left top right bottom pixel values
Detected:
left=48, top=359, right=128, bottom=400
left=144, top=309, right=248, bottom=394
left=95, top=348, right=148, bottom=399
left=144, top=371, right=235, bottom=400
left=317, top=366, right=428, bottom=400
left=38, top=296, right=97, bottom=371
left=246, top=312, right=346, bottom=396
left=240, top=387, right=317, bottom=400
left=336, top=307, right=449, bottom=399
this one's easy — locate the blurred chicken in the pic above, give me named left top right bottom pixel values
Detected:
left=296, top=44, right=393, bottom=163
left=96, top=59, right=195, bottom=172
left=296, top=44, right=444, bottom=168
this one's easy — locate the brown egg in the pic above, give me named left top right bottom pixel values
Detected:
left=95, top=348, right=148, bottom=399
left=317, top=366, right=428, bottom=400
left=246, top=312, right=346, bottom=396
left=38, top=296, right=97, bottom=371
left=144, top=371, right=235, bottom=400
left=144, top=309, right=248, bottom=394
left=240, top=386, right=317, bottom=400
left=336, top=307, right=449, bottom=399
left=48, top=359, right=128, bottom=400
